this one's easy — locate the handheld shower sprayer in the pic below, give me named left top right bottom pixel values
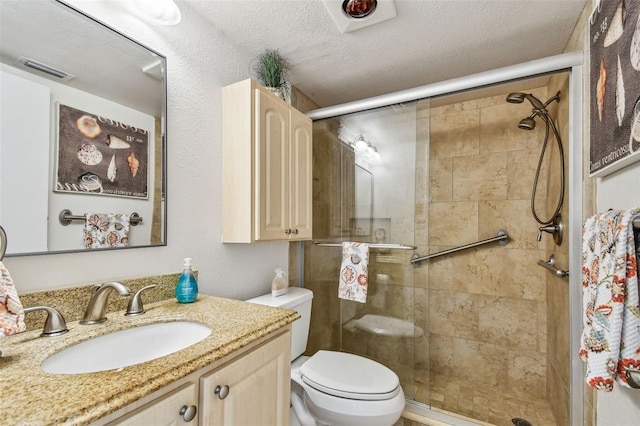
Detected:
left=505, top=91, right=565, bottom=244
left=506, top=91, right=561, bottom=130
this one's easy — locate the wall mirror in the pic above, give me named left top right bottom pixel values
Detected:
left=0, top=0, right=167, bottom=256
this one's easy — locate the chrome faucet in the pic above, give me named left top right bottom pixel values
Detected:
left=80, top=281, right=131, bottom=325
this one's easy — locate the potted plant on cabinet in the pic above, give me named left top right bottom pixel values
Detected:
left=252, top=49, right=291, bottom=101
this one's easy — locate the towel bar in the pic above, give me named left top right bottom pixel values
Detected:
left=0, top=225, right=6, bottom=261
left=626, top=369, right=640, bottom=389
left=58, top=209, right=142, bottom=226
left=312, top=242, right=417, bottom=250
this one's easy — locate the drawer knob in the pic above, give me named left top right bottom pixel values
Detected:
left=215, top=384, right=230, bottom=399
left=292, top=228, right=299, bottom=235
left=179, top=405, right=197, bottom=422
left=285, top=228, right=291, bottom=234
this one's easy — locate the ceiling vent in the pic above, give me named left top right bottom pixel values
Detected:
left=15, top=57, right=75, bottom=82
left=322, top=0, right=396, bottom=33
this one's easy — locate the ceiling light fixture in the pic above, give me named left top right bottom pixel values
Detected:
left=342, top=0, right=378, bottom=19
left=126, top=0, right=182, bottom=26
left=15, top=56, right=75, bottom=82
left=323, top=0, right=396, bottom=33
left=351, top=135, right=381, bottom=164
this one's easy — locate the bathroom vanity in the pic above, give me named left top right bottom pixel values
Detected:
left=0, top=295, right=298, bottom=425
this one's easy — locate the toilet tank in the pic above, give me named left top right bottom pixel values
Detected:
left=246, top=287, right=313, bottom=360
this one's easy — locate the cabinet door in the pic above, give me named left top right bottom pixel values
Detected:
left=108, top=383, right=198, bottom=426
left=289, top=110, right=313, bottom=240
left=255, top=89, right=290, bottom=241
left=200, top=332, right=291, bottom=426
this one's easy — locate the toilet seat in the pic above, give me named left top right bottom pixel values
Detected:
left=300, top=350, right=400, bottom=401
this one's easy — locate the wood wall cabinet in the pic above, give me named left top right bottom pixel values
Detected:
left=101, top=328, right=291, bottom=426
left=223, top=79, right=312, bottom=243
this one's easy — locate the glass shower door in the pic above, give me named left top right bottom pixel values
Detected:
left=304, top=101, right=422, bottom=402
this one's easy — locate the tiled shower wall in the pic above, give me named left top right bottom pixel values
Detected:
left=422, top=87, right=555, bottom=406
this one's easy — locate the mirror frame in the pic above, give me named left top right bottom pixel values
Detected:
left=1, top=0, right=168, bottom=257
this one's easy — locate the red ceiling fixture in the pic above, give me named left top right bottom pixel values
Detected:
left=342, top=0, right=378, bottom=19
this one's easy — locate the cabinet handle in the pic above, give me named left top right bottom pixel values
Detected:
left=285, top=228, right=291, bottom=235
left=179, top=405, right=197, bottom=422
left=292, top=228, right=299, bottom=235
left=214, top=385, right=230, bottom=400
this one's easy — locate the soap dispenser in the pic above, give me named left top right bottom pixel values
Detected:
left=176, top=257, right=198, bottom=303
left=271, top=268, right=288, bottom=297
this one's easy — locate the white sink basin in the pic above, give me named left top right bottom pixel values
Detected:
left=42, top=321, right=212, bottom=374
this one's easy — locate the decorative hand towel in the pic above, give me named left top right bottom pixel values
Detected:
left=338, top=242, right=369, bottom=304
left=579, top=208, right=640, bottom=391
left=0, top=261, right=26, bottom=336
left=84, top=213, right=130, bottom=249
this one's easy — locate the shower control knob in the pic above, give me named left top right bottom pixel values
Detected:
left=537, top=225, right=556, bottom=242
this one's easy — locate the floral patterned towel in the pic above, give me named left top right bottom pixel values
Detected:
left=0, top=261, right=25, bottom=337
left=579, top=208, right=640, bottom=391
left=84, top=213, right=130, bottom=249
left=338, top=242, right=369, bottom=304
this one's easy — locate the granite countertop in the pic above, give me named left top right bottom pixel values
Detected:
left=0, top=294, right=299, bottom=425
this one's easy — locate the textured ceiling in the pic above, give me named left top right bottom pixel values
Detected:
left=185, top=0, right=589, bottom=108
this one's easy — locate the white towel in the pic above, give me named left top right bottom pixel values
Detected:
left=0, top=261, right=25, bottom=336
left=84, top=213, right=130, bottom=249
left=579, top=208, right=640, bottom=391
left=338, top=242, right=369, bottom=304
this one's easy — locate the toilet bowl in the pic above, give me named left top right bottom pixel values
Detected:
left=247, top=288, right=405, bottom=426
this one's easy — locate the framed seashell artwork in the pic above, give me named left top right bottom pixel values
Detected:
left=55, top=104, right=149, bottom=199
left=589, top=0, right=640, bottom=177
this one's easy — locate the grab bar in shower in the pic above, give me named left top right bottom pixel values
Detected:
left=410, top=229, right=509, bottom=266
left=537, top=254, right=569, bottom=278
left=312, top=242, right=417, bottom=250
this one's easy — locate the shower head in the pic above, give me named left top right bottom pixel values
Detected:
left=506, top=92, right=526, bottom=104
left=507, top=91, right=561, bottom=131
left=518, top=116, right=537, bottom=131
left=506, top=92, right=546, bottom=110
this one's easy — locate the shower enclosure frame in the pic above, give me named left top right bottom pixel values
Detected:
left=305, top=51, right=584, bottom=425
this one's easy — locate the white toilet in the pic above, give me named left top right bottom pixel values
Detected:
left=247, top=287, right=405, bottom=426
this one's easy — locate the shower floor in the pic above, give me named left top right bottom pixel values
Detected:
left=416, top=373, right=558, bottom=426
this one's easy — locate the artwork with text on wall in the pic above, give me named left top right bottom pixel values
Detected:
left=55, top=104, right=149, bottom=199
left=589, top=0, right=640, bottom=176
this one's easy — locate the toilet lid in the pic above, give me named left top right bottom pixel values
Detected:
left=300, top=350, right=400, bottom=401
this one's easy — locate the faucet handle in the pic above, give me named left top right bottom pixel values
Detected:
left=23, top=306, right=69, bottom=337
left=125, top=284, right=157, bottom=316
left=537, top=224, right=556, bottom=242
